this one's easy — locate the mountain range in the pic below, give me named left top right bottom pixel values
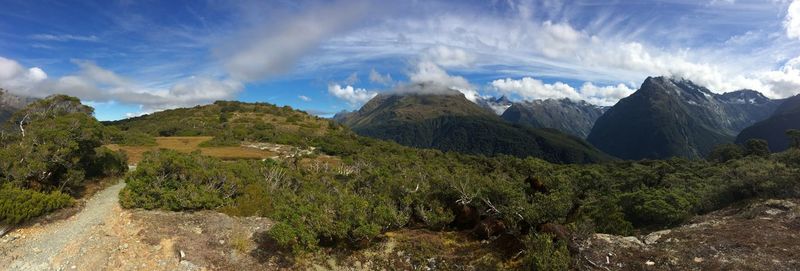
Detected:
left=587, top=76, right=781, bottom=160
left=501, top=99, right=607, bottom=138
left=2, top=76, right=796, bottom=161
left=736, top=94, right=800, bottom=152
left=337, top=83, right=611, bottom=164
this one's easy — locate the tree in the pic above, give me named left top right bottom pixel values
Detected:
left=707, top=144, right=743, bottom=163
left=787, top=129, right=800, bottom=149
left=744, top=139, right=770, bottom=157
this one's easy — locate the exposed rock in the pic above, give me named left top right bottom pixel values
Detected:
left=576, top=198, right=800, bottom=271
left=592, top=234, right=644, bottom=249
left=643, top=229, right=671, bottom=245
left=765, top=199, right=797, bottom=210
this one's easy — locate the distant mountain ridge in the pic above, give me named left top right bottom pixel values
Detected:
left=476, top=95, right=513, bottom=115
left=340, top=84, right=611, bottom=164
left=735, top=94, right=800, bottom=152
left=588, top=76, right=780, bottom=160
left=501, top=98, right=607, bottom=138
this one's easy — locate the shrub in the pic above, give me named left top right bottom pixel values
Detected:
left=0, top=184, right=73, bottom=225
left=707, top=144, right=743, bottom=163
left=120, top=150, right=248, bottom=211
left=620, top=188, right=693, bottom=227
left=744, top=139, right=770, bottom=157
left=522, top=233, right=571, bottom=271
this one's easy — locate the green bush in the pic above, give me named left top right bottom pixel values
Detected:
left=0, top=184, right=73, bottom=225
left=523, top=233, right=571, bottom=271
left=120, top=150, right=250, bottom=210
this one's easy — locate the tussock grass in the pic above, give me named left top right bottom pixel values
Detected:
left=106, top=136, right=275, bottom=164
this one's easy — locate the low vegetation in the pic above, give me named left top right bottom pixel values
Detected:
left=121, top=123, right=800, bottom=269
left=106, top=101, right=335, bottom=148
left=0, top=95, right=127, bottom=225
left=105, top=136, right=276, bottom=164
left=8, top=96, right=798, bottom=269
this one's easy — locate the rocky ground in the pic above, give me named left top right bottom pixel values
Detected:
left=576, top=199, right=800, bottom=271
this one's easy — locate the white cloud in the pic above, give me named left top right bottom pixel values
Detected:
left=299, top=95, right=311, bottom=101
left=328, top=84, right=377, bottom=105
left=221, top=1, right=370, bottom=81
left=786, top=0, right=800, bottom=40
left=321, top=4, right=800, bottom=100
left=0, top=56, right=49, bottom=93
left=408, top=61, right=480, bottom=102
left=409, top=61, right=471, bottom=89
left=759, top=56, right=800, bottom=97
left=72, top=60, right=130, bottom=86
left=535, top=21, right=583, bottom=58
left=578, top=82, right=635, bottom=106
left=0, top=55, right=242, bottom=113
left=423, top=45, right=476, bottom=68
left=490, top=76, right=635, bottom=106
left=491, top=77, right=581, bottom=101
left=369, top=68, right=393, bottom=85
left=166, top=76, right=243, bottom=105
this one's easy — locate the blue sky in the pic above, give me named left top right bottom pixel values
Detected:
left=1, top=0, right=799, bottom=120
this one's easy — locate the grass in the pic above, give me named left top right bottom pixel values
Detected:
left=106, top=136, right=276, bottom=164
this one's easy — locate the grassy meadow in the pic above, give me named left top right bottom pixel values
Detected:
left=105, top=136, right=277, bottom=164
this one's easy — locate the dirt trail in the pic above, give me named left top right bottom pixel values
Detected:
left=0, top=182, right=122, bottom=270
left=0, top=181, right=192, bottom=271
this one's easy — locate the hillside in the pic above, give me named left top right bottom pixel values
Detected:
left=106, top=100, right=343, bottom=149
left=341, top=85, right=611, bottom=164
left=588, top=77, right=779, bottom=160
left=736, top=94, right=800, bottom=151
left=501, top=98, right=606, bottom=138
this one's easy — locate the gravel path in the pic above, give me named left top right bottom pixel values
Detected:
left=1, top=182, right=125, bottom=271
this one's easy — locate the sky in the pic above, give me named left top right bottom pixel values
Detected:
left=1, top=0, right=799, bottom=120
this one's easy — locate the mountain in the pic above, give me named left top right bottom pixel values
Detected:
left=587, top=77, right=780, bottom=160
left=476, top=95, right=513, bottom=115
left=735, top=94, right=800, bottom=151
left=341, top=84, right=610, bottom=164
left=332, top=110, right=356, bottom=123
left=501, top=98, right=607, bottom=138
left=0, top=89, right=37, bottom=124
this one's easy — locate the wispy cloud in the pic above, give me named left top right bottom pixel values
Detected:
left=369, top=68, right=393, bottom=85
left=30, top=33, right=99, bottom=42
left=219, top=0, right=372, bottom=81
